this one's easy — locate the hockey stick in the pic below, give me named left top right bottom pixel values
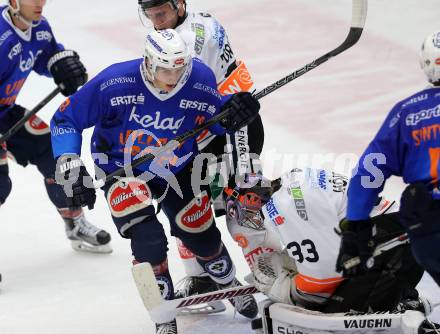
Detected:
left=343, top=233, right=409, bottom=270
left=94, top=0, right=368, bottom=188
left=132, top=262, right=258, bottom=323
left=0, top=87, right=61, bottom=145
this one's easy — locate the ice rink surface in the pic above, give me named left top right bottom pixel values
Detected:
left=0, top=0, right=439, bottom=333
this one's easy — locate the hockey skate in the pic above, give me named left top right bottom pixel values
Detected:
left=174, top=276, right=226, bottom=315
left=64, top=213, right=112, bottom=254
left=156, top=319, right=177, bottom=334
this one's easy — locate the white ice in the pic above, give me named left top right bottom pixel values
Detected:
left=0, top=0, right=439, bottom=333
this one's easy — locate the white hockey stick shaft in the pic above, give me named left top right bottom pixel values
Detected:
left=132, top=263, right=257, bottom=322
left=343, top=233, right=409, bottom=270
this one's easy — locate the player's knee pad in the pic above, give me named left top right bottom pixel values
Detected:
left=24, top=114, right=50, bottom=136
left=173, top=190, right=222, bottom=257
left=174, top=190, right=215, bottom=235
left=196, top=243, right=236, bottom=285
left=106, top=177, right=155, bottom=236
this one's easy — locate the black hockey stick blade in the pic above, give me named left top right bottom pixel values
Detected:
left=0, top=87, right=61, bottom=145
left=95, top=0, right=368, bottom=188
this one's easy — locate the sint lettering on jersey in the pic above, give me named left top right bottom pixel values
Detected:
left=412, top=124, right=440, bottom=146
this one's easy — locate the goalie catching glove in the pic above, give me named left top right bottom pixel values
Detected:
left=220, top=92, right=260, bottom=133
left=55, top=154, right=96, bottom=210
left=48, top=50, right=88, bottom=96
left=253, top=251, right=298, bottom=305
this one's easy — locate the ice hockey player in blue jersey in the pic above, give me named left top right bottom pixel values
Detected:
left=51, top=29, right=260, bottom=334
left=0, top=0, right=111, bottom=253
left=336, top=31, right=440, bottom=288
left=137, top=0, right=262, bottom=318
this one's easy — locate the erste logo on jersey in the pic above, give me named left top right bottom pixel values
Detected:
left=110, top=94, right=145, bottom=106
left=179, top=99, right=216, bottom=115
left=265, top=198, right=285, bottom=226
left=176, top=191, right=213, bottom=233
left=8, top=42, right=22, bottom=60
left=129, top=106, right=185, bottom=134
left=36, top=31, right=52, bottom=42
left=107, top=177, right=152, bottom=218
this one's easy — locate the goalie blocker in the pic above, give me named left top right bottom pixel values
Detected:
left=255, top=299, right=429, bottom=334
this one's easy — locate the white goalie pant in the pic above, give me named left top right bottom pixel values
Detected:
left=256, top=299, right=426, bottom=334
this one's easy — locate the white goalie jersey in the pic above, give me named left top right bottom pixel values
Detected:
left=228, top=167, right=397, bottom=306
left=176, top=12, right=236, bottom=85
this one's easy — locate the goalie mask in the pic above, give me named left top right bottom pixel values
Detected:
left=138, top=0, right=185, bottom=29
left=420, top=31, right=440, bottom=85
left=142, top=29, right=191, bottom=92
left=225, top=173, right=275, bottom=230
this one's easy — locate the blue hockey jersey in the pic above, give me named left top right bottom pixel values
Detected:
left=50, top=58, right=227, bottom=176
left=0, top=6, right=63, bottom=114
left=347, top=86, right=440, bottom=220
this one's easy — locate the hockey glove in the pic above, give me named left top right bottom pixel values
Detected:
left=55, top=154, right=96, bottom=210
left=253, top=251, right=297, bottom=305
left=220, top=92, right=260, bottom=133
left=335, top=219, right=375, bottom=277
left=48, top=50, right=88, bottom=96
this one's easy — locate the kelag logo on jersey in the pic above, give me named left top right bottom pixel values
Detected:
left=128, top=106, right=185, bottom=134
left=110, top=94, right=145, bottom=106
left=265, top=198, right=285, bottom=226
left=19, top=50, right=43, bottom=72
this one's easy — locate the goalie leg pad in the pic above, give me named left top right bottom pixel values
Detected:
left=259, top=301, right=426, bottom=334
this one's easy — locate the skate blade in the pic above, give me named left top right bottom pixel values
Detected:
left=177, top=300, right=226, bottom=316
left=71, top=240, right=113, bottom=254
